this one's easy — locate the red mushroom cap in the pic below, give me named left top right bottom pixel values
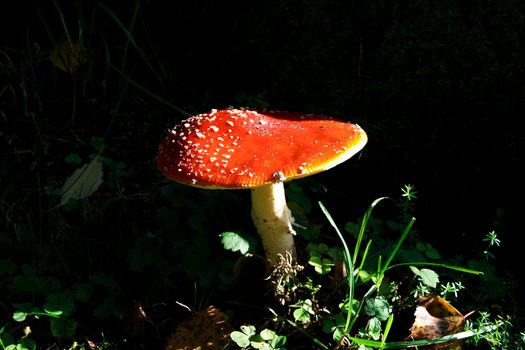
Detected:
left=157, top=108, right=367, bottom=188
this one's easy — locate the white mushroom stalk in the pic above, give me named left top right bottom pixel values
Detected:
left=251, top=183, right=297, bottom=265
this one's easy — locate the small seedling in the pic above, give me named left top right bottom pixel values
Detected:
left=291, top=299, right=316, bottom=324
left=230, top=325, right=287, bottom=350
left=306, top=243, right=340, bottom=275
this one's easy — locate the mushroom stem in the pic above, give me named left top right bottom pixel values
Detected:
left=251, top=183, right=297, bottom=265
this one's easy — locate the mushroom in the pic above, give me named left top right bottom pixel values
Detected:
left=157, top=108, right=367, bottom=265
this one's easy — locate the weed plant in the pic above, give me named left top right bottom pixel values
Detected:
left=226, top=184, right=524, bottom=349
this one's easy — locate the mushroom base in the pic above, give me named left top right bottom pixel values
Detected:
left=250, top=183, right=297, bottom=265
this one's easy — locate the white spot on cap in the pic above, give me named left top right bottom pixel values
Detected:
left=272, top=171, right=286, bottom=182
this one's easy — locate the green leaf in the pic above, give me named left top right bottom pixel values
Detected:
left=251, top=341, right=269, bottom=350
left=269, top=335, right=287, bottom=348
left=92, top=297, right=115, bottom=320
left=240, top=325, right=257, bottom=337
left=259, top=328, right=276, bottom=341
left=327, top=247, right=341, bottom=259
left=220, top=231, right=250, bottom=255
left=416, top=243, right=441, bottom=259
left=316, top=243, right=329, bottom=254
left=6, top=338, right=36, bottom=350
left=410, top=266, right=439, bottom=288
left=322, top=314, right=346, bottom=341
left=12, top=303, right=41, bottom=322
left=12, top=311, right=27, bottom=322
left=74, top=282, right=94, bottom=302
left=344, top=221, right=360, bottom=237
left=231, top=325, right=259, bottom=348
left=366, top=317, right=382, bottom=340
left=127, top=245, right=159, bottom=272
left=50, top=317, right=78, bottom=339
left=91, top=273, right=121, bottom=295
left=364, top=296, right=391, bottom=321
left=424, top=246, right=441, bottom=259
left=230, top=331, right=250, bottom=347
left=308, top=255, right=334, bottom=275
left=60, top=157, right=103, bottom=205
left=286, top=183, right=312, bottom=213
left=293, top=307, right=311, bottom=324
left=64, top=153, right=82, bottom=165
left=339, top=298, right=359, bottom=315
left=44, top=293, right=75, bottom=316
left=415, top=242, right=427, bottom=252
left=90, top=137, right=106, bottom=152
left=420, top=268, right=440, bottom=288
left=292, top=299, right=315, bottom=323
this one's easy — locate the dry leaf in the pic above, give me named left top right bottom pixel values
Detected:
left=49, top=40, right=87, bottom=74
left=164, top=306, right=232, bottom=350
left=60, top=157, right=103, bottom=205
left=405, top=295, right=466, bottom=350
left=131, top=302, right=149, bottom=338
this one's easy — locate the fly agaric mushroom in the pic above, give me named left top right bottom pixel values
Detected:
left=157, top=108, right=367, bottom=265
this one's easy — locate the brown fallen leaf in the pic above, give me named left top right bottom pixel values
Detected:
left=131, top=301, right=149, bottom=338
left=164, top=305, right=232, bottom=350
left=404, top=295, right=470, bottom=350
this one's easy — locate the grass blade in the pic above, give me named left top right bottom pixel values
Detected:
left=348, top=325, right=495, bottom=348
left=387, top=262, right=483, bottom=275
left=52, top=0, right=72, bottom=44
left=381, top=313, right=394, bottom=347
left=286, top=318, right=330, bottom=350
left=319, top=201, right=354, bottom=333
left=107, top=63, right=189, bottom=116
left=353, top=197, right=389, bottom=266
left=380, top=216, right=416, bottom=274
left=99, top=3, right=165, bottom=87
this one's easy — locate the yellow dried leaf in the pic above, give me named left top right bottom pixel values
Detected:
left=49, top=40, right=87, bottom=74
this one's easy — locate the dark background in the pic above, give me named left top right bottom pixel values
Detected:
left=5, top=0, right=521, bottom=270
left=2, top=0, right=524, bottom=344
